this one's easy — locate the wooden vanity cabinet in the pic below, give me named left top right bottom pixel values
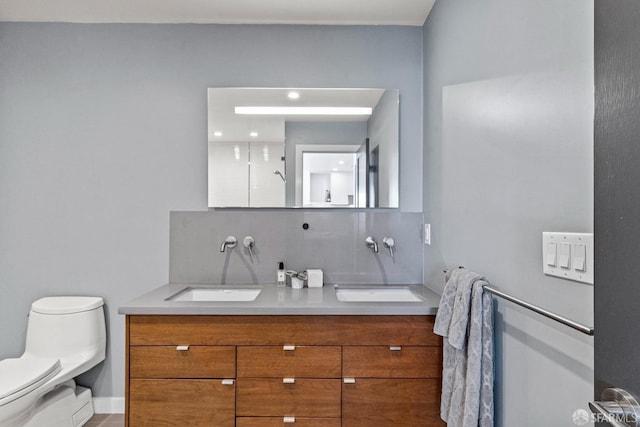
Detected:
left=343, top=346, right=444, bottom=426
left=236, top=345, right=342, bottom=423
left=127, top=343, right=236, bottom=426
left=125, top=315, right=443, bottom=427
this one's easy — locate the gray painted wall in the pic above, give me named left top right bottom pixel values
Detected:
left=422, top=0, right=594, bottom=425
left=0, top=22, right=423, bottom=399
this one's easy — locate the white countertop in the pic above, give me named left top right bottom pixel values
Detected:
left=118, top=283, right=441, bottom=315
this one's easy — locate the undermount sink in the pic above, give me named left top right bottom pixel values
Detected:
left=167, top=287, right=262, bottom=302
left=335, top=286, right=424, bottom=303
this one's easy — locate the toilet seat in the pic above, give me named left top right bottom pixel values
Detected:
left=0, top=355, right=61, bottom=406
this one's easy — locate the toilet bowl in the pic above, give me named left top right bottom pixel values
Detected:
left=0, top=296, right=106, bottom=427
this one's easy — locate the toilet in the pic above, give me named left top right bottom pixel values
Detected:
left=0, top=296, right=106, bottom=427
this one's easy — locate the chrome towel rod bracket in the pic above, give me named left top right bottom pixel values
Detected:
left=443, top=267, right=594, bottom=336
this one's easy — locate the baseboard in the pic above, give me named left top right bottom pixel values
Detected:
left=93, top=397, right=125, bottom=414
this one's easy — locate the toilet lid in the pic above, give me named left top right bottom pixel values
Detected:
left=31, top=296, right=103, bottom=315
left=0, top=355, right=61, bottom=403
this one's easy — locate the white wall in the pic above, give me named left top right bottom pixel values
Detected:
left=0, top=22, right=423, bottom=399
left=330, top=172, right=353, bottom=205
left=423, top=0, right=594, bottom=425
left=249, top=141, right=285, bottom=207
left=208, top=142, right=249, bottom=207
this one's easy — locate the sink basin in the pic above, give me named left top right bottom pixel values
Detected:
left=167, top=287, right=262, bottom=302
left=335, top=287, right=424, bottom=303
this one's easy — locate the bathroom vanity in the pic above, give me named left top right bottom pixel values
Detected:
left=120, top=284, right=444, bottom=427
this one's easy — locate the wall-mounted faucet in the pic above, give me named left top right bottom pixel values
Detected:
left=365, top=236, right=379, bottom=253
left=220, top=235, right=237, bottom=252
left=383, top=237, right=395, bottom=258
left=243, top=236, right=255, bottom=257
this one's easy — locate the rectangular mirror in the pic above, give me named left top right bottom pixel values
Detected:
left=208, top=88, right=399, bottom=208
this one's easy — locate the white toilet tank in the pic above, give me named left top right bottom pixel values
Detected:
left=25, top=297, right=106, bottom=366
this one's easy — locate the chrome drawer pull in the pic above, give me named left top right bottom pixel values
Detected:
left=390, top=346, right=402, bottom=351
left=343, top=378, right=356, bottom=384
left=283, top=345, right=296, bottom=351
left=283, top=417, right=296, bottom=423
left=221, top=379, right=235, bottom=385
left=176, top=345, right=190, bottom=351
left=283, top=378, right=296, bottom=384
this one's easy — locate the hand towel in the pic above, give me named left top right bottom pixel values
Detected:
left=434, top=268, right=494, bottom=427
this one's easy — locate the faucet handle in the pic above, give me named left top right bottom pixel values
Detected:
left=243, top=236, right=255, bottom=258
left=382, top=237, right=395, bottom=258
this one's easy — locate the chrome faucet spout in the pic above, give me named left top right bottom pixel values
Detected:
left=220, top=236, right=238, bottom=252
left=365, top=236, right=379, bottom=253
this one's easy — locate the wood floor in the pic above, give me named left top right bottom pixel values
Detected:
left=86, top=414, right=124, bottom=427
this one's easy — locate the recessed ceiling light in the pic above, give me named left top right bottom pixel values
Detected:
left=338, top=160, right=345, bottom=165
left=287, top=91, right=300, bottom=100
left=332, top=168, right=339, bottom=172
left=214, top=131, right=222, bottom=137
left=235, top=106, right=372, bottom=116
left=249, top=131, right=258, bottom=137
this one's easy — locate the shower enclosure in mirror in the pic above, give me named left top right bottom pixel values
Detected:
left=207, top=88, right=399, bottom=208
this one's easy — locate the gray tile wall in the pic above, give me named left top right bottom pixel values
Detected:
left=170, top=210, right=424, bottom=285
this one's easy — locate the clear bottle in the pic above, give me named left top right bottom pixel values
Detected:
left=277, top=262, right=286, bottom=287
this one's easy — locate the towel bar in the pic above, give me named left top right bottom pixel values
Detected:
left=444, top=267, right=594, bottom=336
left=482, top=285, right=594, bottom=336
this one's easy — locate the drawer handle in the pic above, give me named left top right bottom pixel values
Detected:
left=176, top=345, right=190, bottom=351
left=283, top=345, right=296, bottom=351
left=283, top=378, right=296, bottom=384
left=389, top=346, right=402, bottom=351
left=221, top=379, right=235, bottom=385
left=343, top=378, right=356, bottom=384
left=283, top=417, right=296, bottom=423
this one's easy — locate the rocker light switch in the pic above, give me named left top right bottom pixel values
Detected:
left=546, top=243, right=557, bottom=266
left=558, top=244, right=571, bottom=269
left=574, top=245, right=586, bottom=272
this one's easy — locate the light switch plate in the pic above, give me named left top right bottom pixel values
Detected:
left=542, top=232, right=594, bottom=284
left=424, top=224, right=431, bottom=245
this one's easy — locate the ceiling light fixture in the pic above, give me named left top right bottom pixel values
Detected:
left=214, top=131, right=222, bottom=137
left=287, top=91, right=300, bottom=100
left=235, top=106, right=372, bottom=116
left=249, top=131, right=258, bottom=137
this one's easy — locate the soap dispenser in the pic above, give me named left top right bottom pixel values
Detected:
left=277, top=262, right=286, bottom=287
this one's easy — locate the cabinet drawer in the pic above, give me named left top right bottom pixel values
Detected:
left=129, top=346, right=235, bottom=378
left=129, top=315, right=438, bottom=345
left=342, top=378, right=444, bottom=426
left=343, top=346, right=441, bottom=378
left=237, top=346, right=341, bottom=378
left=236, top=379, right=341, bottom=417
left=237, top=418, right=341, bottom=427
left=129, top=379, right=235, bottom=426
